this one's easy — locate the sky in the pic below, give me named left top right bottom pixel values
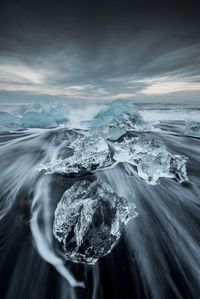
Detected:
left=0, top=0, right=200, bottom=103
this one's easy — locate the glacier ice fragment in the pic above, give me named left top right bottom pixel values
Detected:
left=91, top=100, right=132, bottom=127
left=90, top=100, right=144, bottom=131
left=40, top=133, right=113, bottom=174
left=114, top=136, right=188, bottom=185
left=114, top=136, right=164, bottom=166
left=21, top=101, right=69, bottom=125
left=22, top=112, right=57, bottom=128
left=47, top=105, right=69, bottom=123
left=53, top=178, right=137, bottom=264
left=137, top=152, right=188, bottom=185
left=0, top=112, right=22, bottom=131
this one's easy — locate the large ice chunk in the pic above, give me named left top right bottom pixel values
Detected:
left=47, top=105, right=69, bottom=124
left=90, top=100, right=144, bottom=129
left=91, top=100, right=132, bottom=127
left=40, top=134, right=113, bottom=174
left=92, top=112, right=145, bottom=140
left=114, top=136, right=188, bottom=185
left=53, top=178, right=137, bottom=264
left=185, top=121, right=200, bottom=137
left=22, top=112, right=57, bottom=128
left=21, top=101, right=69, bottom=124
left=0, top=112, right=22, bottom=131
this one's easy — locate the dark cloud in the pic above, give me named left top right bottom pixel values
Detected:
left=0, top=0, right=200, bottom=102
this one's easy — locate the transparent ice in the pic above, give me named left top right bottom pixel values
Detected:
left=53, top=178, right=138, bottom=265
left=48, top=105, right=69, bottom=124
left=22, top=112, right=57, bottom=128
left=40, top=131, right=188, bottom=184
left=21, top=100, right=69, bottom=125
left=40, top=133, right=113, bottom=174
left=90, top=100, right=144, bottom=129
left=114, top=135, right=188, bottom=185
left=0, top=112, right=22, bottom=131
left=137, top=151, right=188, bottom=185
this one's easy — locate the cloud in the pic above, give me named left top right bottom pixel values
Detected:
left=0, top=0, right=200, bottom=102
left=141, top=80, right=200, bottom=95
left=0, top=53, right=200, bottom=101
left=130, top=74, right=200, bottom=95
left=0, top=62, right=45, bottom=84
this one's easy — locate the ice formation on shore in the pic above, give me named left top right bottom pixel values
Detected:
left=53, top=178, right=137, bottom=264
left=90, top=100, right=144, bottom=131
left=23, top=112, right=57, bottom=128
left=36, top=100, right=188, bottom=185
left=21, top=101, right=69, bottom=123
left=0, top=101, right=69, bottom=130
left=40, top=131, right=188, bottom=185
left=21, top=101, right=69, bottom=128
left=0, top=112, right=22, bottom=131
left=40, top=133, right=113, bottom=174
left=114, top=136, right=188, bottom=184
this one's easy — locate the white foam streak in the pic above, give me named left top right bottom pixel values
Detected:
left=30, top=177, right=84, bottom=288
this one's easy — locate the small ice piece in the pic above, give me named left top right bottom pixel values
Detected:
left=114, top=135, right=188, bottom=184
left=0, top=112, right=22, bottom=131
left=53, top=179, right=138, bottom=265
left=169, top=155, right=188, bottom=183
left=22, top=112, right=57, bottom=128
left=137, top=151, right=188, bottom=185
left=185, top=121, right=200, bottom=137
left=40, top=134, right=113, bottom=174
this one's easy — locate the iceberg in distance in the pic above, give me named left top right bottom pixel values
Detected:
left=89, top=100, right=145, bottom=140
left=21, top=100, right=69, bottom=126
left=90, top=99, right=144, bottom=130
left=0, top=111, right=22, bottom=131
left=53, top=178, right=138, bottom=265
left=22, top=112, right=57, bottom=128
left=91, top=100, right=132, bottom=127
left=47, top=105, right=69, bottom=123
